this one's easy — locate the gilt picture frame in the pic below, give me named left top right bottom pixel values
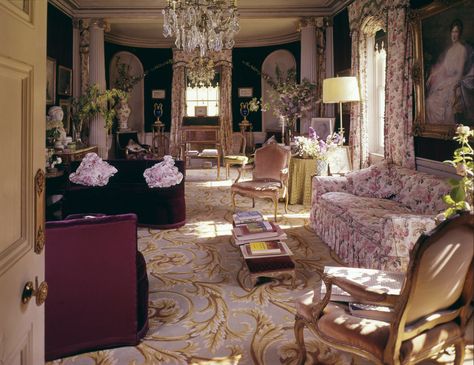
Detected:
left=57, top=65, right=72, bottom=96
left=238, top=87, right=253, bottom=98
left=412, top=0, right=474, bottom=139
left=46, top=57, right=56, bottom=105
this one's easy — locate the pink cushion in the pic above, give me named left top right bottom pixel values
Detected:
left=346, top=161, right=400, bottom=199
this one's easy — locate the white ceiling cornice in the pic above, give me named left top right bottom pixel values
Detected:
left=105, top=31, right=300, bottom=49
left=49, top=0, right=352, bottom=19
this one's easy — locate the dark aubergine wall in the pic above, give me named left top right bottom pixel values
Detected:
left=231, top=42, right=300, bottom=132
left=46, top=3, right=72, bottom=108
left=333, top=9, right=352, bottom=141
left=104, top=43, right=173, bottom=133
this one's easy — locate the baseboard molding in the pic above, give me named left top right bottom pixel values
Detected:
left=416, top=157, right=457, bottom=179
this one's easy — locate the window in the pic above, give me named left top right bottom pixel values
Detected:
left=367, top=30, right=386, bottom=155
left=185, top=84, right=220, bottom=117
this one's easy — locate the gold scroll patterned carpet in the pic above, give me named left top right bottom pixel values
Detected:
left=49, top=169, right=472, bottom=365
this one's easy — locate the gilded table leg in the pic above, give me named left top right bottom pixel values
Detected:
left=226, top=163, right=229, bottom=180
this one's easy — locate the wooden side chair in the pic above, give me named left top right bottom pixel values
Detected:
left=294, top=213, right=474, bottom=365
left=223, top=132, right=250, bottom=180
left=231, top=143, right=291, bottom=221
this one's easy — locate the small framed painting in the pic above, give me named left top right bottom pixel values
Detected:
left=310, top=117, right=335, bottom=140
left=327, top=146, right=352, bottom=176
left=57, top=65, right=72, bottom=96
left=46, top=58, right=56, bottom=105
left=59, top=99, right=71, bottom=135
left=238, top=87, right=253, bottom=98
left=195, top=106, right=208, bottom=117
left=152, top=89, right=166, bottom=99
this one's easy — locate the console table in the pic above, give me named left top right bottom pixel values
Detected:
left=55, top=146, right=98, bottom=165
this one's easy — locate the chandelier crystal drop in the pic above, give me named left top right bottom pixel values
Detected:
left=162, top=0, right=240, bottom=57
left=187, top=57, right=216, bottom=88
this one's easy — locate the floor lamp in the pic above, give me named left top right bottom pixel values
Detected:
left=322, top=77, right=360, bottom=133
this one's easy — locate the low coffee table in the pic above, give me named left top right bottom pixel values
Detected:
left=240, top=243, right=296, bottom=288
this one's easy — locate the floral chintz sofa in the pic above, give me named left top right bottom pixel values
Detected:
left=310, top=161, right=450, bottom=271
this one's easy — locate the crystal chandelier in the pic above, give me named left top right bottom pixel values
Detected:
left=187, top=57, right=216, bottom=88
left=162, top=0, right=240, bottom=57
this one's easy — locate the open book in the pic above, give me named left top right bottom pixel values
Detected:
left=321, top=266, right=405, bottom=303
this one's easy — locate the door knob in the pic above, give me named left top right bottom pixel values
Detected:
left=22, top=277, right=48, bottom=306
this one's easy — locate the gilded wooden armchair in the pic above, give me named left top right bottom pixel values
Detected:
left=294, top=213, right=474, bottom=365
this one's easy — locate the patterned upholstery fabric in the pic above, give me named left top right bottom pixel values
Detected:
left=310, top=162, right=450, bottom=271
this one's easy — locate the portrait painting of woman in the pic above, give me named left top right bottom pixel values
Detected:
left=423, top=5, right=474, bottom=127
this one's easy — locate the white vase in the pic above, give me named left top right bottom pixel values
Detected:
left=315, top=159, right=328, bottom=176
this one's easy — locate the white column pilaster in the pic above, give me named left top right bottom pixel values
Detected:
left=88, top=18, right=108, bottom=158
left=299, top=18, right=318, bottom=132
left=324, top=18, right=335, bottom=118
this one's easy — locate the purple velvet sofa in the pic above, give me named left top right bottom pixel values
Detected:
left=62, top=159, right=186, bottom=229
left=45, top=213, right=148, bottom=361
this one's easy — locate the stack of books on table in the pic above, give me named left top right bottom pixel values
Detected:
left=232, top=220, right=287, bottom=245
left=232, top=211, right=264, bottom=226
left=240, top=240, right=293, bottom=259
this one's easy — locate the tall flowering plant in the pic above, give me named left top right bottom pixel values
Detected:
left=243, top=62, right=316, bottom=129
left=438, top=125, right=474, bottom=221
left=294, top=127, right=344, bottom=160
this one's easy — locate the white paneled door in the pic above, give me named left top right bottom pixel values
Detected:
left=0, top=1, right=47, bottom=364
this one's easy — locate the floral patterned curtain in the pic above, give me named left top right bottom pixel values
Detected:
left=170, top=57, right=186, bottom=157
left=218, top=62, right=233, bottom=154
left=384, top=6, right=415, bottom=168
left=170, top=49, right=233, bottom=157
left=348, top=0, right=415, bottom=169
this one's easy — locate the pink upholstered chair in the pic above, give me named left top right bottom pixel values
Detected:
left=45, top=213, right=149, bottom=361
left=294, top=213, right=474, bottom=365
left=231, top=143, right=291, bottom=221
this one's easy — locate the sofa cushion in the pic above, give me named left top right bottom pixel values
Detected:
left=393, top=167, right=450, bottom=214
left=346, top=161, right=400, bottom=199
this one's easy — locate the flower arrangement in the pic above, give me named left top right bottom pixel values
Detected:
left=248, top=97, right=268, bottom=112
left=71, top=84, right=127, bottom=134
left=244, top=61, right=316, bottom=129
left=294, top=127, right=344, bottom=160
left=438, top=125, right=473, bottom=221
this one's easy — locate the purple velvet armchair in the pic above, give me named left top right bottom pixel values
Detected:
left=45, top=213, right=149, bottom=361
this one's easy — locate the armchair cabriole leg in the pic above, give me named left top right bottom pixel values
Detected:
left=231, top=192, right=236, bottom=211
left=252, top=198, right=255, bottom=208
left=454, top=340, right=465, bottom=365
left=273, top=197, right=278, bottom=221
left=294, top=315, right=307, bottom=365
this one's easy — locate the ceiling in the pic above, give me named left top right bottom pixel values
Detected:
left=50, top=0, right=351, bottom=48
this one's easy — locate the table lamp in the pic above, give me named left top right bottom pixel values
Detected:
left=322, top=76, right=360, bottom=133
